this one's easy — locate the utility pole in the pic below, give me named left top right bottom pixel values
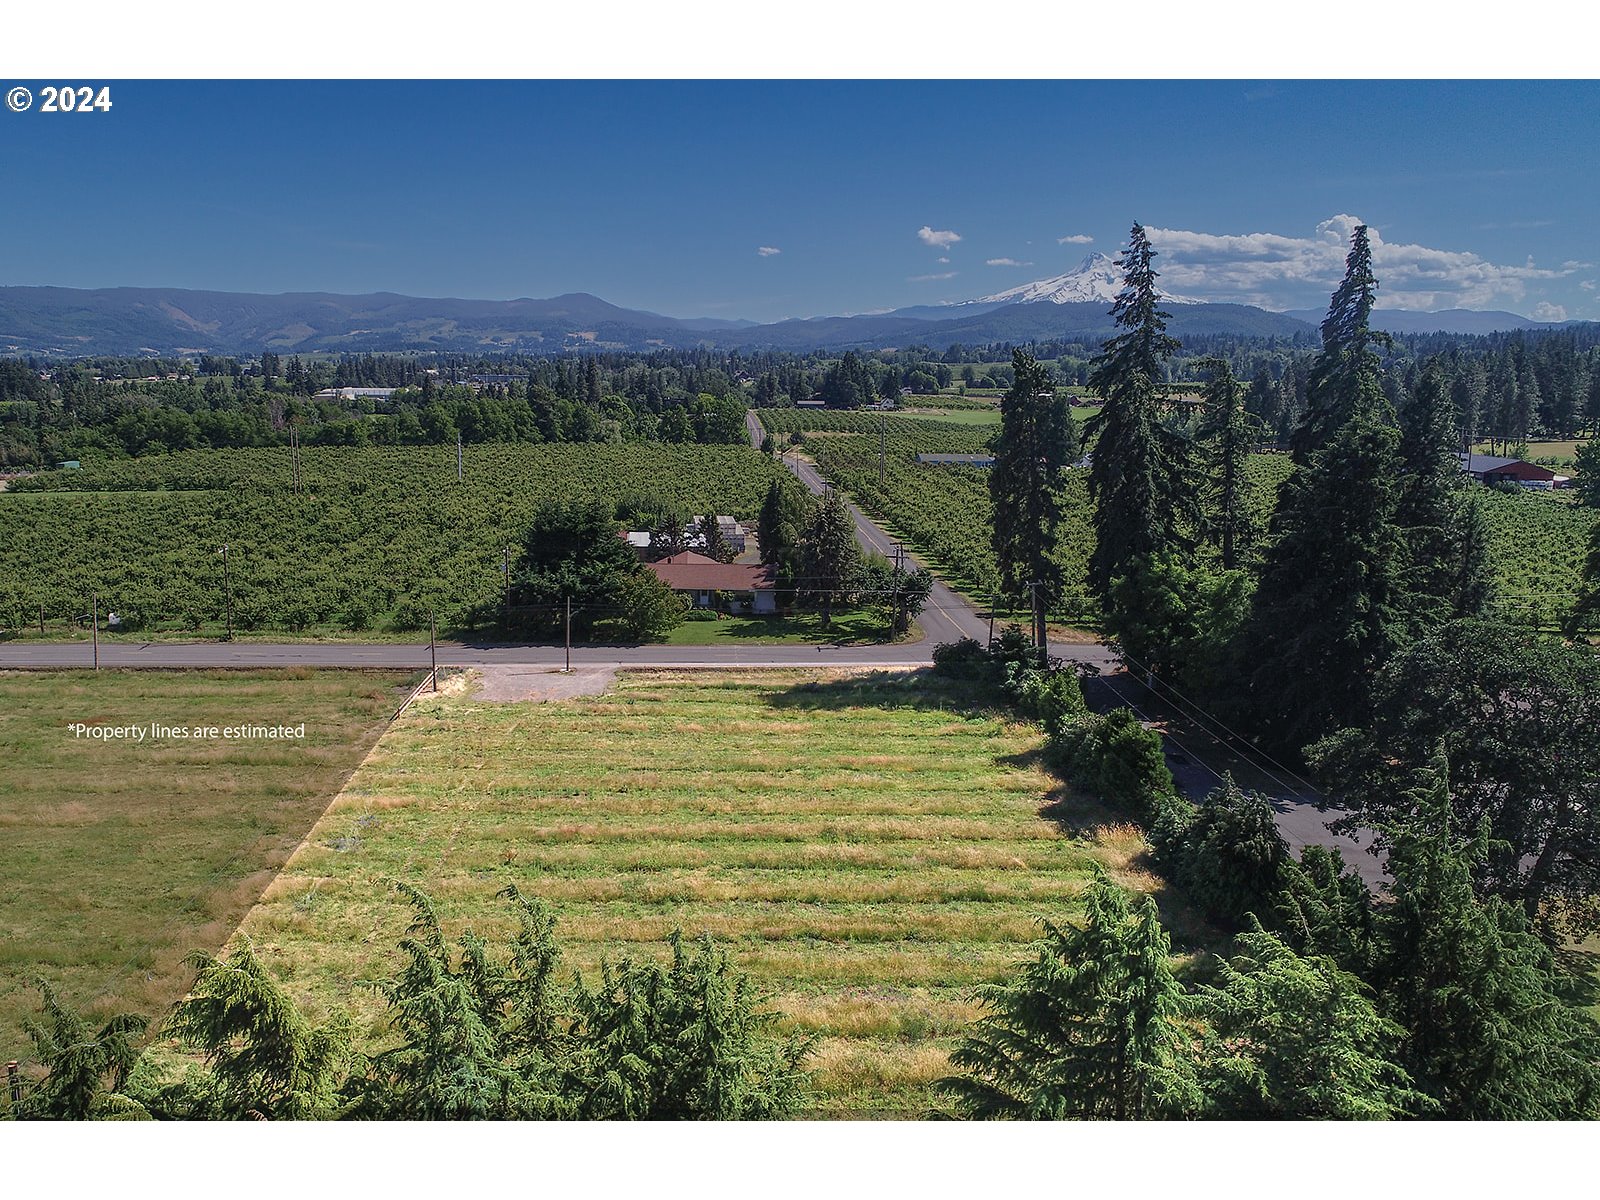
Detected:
left=219, top=544, right=234, bottom=641
left=91, top=593, right=99, bottom=670
left=564, top=596, right=572, bottom=673
left=1029, top=579, right=1048, bottom=670
left=429, top=611, right=438, bottom=692
left=502, top=546, right=512, bottom=628
left=988, top=592, right=997, bottom=647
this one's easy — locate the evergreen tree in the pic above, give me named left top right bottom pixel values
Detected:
left=1163, top=776, right=1287, bottom=928
left=1243, top=229, right=1410, bottom=751
left=1244, top=408, right=1410, bottom=751
left=757, top=478, right=812, bottom=594
left=565, top=932, right=812, bottom=1119
left=649, top=505, right=690, bottom=559
left=11, top=981, right=148, bottom=1120
left=990, top=348, right=1077, bottom=663
left=1084, top=224, right=1195, bottom=602
left=1293, top=223, right=1384, bottom=461
left=1570, top=519, right=1600, bottom=635
left=1194, top=357, right=1261, bottom=569
left=697, top=513, right=735, bottom=564
left=1269, top=845, right=1377, bottom=976
left=1195, top=923, right=1431, bottom=1119
left=1451, top=490, right=1494, bottom=618
left=1375, top=763, right=1600, bottom=1119
left=1514, top=359, right=1540, bottom=445
left=936, top=872, right=1199, bottom=1120
left=799, top=487, right=860, bottom=628
left=1397, top=362, right=1484, bottom=629
left=348, top=884, right=566, bottom=1119
left=167, top=939, right=351, bottom=1120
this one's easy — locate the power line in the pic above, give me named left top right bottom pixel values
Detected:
left=1113, top=645, right=1325, bottom=802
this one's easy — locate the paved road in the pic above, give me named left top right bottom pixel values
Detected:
left=751, top=409, right=995, bottom=650
left=5, top=422, right=1369, bottom=881
left=0, top=639, right=955, bottom=671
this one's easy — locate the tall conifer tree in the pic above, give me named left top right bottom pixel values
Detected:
left=1195, top=357, right=1261, bottom=570
left=1244, top=228, right=1409, bottom=751
left=990, top=348, right=1076, bottom=662
left=1084, top=224, right=1195, bottom=602
left=1293, top=224, right=1384, bottom=461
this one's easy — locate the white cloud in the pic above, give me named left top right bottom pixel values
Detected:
left=1581, top=280, right=1597, bottom=291
left=909, top=271, right=959, bottom=282
left=757, top=246, right=781, bottom=257
left=986, top=257, right=1033, bottom=267
left=917, top=225, right=962, bottom=249
left=1142, top=214, right=1582, bottom=312
left=1057, top=234, right=1093, bottom=245
left=937, top=256, right=950, bottom=264
left=1532, top=301, right=1568, bottom=322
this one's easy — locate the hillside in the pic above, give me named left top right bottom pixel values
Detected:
left=0, top=283, right=1315, bottom=358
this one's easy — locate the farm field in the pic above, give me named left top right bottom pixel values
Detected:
left=0, top=667, right=418, bottom=1054
left=233, top=669, right=1165, bottom=1118
left=0, top=445, right=790, bottom=637
left=760, top=410, right=1599, bottom=629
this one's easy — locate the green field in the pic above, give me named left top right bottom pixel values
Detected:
left=0, top=445, right=790, bottom=636
left=761, top=410, right=1599, bottom=630
left=0, top=667, right=418, bottom=1054
left=660, top=611, right=916, bottom=646
left=233, top=669, right=1165, bottom=1118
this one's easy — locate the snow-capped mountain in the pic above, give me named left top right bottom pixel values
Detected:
left=961, top=252, right=1199, bottom=307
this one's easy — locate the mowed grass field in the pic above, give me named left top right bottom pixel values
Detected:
left=0, top=668, right=418, bottom=1054
left=237, top=669, right=1167, bottom=1118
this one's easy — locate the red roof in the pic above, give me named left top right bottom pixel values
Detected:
left=647, top=553, right=776, bottom=592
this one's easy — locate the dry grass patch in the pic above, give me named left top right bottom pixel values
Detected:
left=237, top=668, right=1153, bottom=1117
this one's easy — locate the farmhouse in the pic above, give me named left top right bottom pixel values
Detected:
left=1458, top=453, right=1569, bottom=488
left=646, top=552, right=778, bottom=613
left=916, top=453, right=997, bottom=468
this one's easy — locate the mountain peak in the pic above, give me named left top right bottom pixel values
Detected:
left=962, top=252, right=1198, bottom=307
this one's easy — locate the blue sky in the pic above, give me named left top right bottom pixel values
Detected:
left=3, top=79, right=1598, bottom=322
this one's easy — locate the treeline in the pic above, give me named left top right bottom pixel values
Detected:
left=0, top=356, right=748, bottom=466
left=928, top=632, right=1600, bottom=1119
left=1227, top=331, right=1600, bottom=451
left=8, top=320, right=1597, bottom=469
left=3, top=884, right=811, bottom=1120
left=1041, top=224, right=1600, bottom=919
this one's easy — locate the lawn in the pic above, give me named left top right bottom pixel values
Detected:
left=0, top=668, right=419, bottom=1055
left=233, top=669, right=1168, bottom=1118
left=891, top=408, right=1001, bottom=426
left=659, top=610, right=915, bottom=647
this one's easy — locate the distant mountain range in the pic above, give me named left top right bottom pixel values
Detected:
left=1279, top=307, right=1568, bottom=336
left=0, top=255, right=1577, bottom=358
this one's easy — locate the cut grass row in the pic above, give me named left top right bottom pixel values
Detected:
left=235, top=669, right=1177, bottom=1117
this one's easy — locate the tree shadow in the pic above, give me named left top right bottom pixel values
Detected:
left=1552, top=945, right=1600, bottom=1010
left=764, top=668, right=1007, bottom=721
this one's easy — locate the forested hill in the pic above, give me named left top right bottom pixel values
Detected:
left=0, top=284, right=1314, bottom=357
